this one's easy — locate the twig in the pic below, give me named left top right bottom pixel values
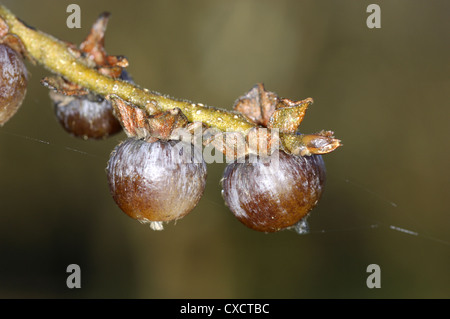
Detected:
left=0, top=4, right=341, bottom=155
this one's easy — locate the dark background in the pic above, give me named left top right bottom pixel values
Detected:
left=0, top=0, right=449, bottom=298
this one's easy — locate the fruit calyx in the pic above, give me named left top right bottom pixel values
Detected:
left=41, top=12, right=130, bottom=98
left=204, top=83, right=341, bottom=161
left=109, top=94, right=202, bottom=143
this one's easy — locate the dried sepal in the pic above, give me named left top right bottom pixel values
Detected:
left=299, top=131, right=342, bottom=155
left=109, top=94, right=193, bottom=142
left=281, top=131, right=342, bottom=156
left=145, top=107, right=189, bottom=140
left=267, top=97, right=313, bottom=133
left=79, top=12, right=128, bottom=79
left=233, top=83, right=313, bottom=134
left=105, top=55, right=129, bottom=68
left=233, top=83, right=277, bottom=127
left=109, top=95, right=149, bottom=139
left=79, top=12, right=110, bottom=64
left=232, top=83, right=341, bottom=156
left=41, top=76, right=89, bottom=96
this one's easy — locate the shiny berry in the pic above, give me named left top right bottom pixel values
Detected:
left=0, top=44, right=27, bottom=126
left=51, top=91, right=122, bottom=140
left=106, top=138, right=207, bottom=230
left=221, top=151, right=326, bottom=233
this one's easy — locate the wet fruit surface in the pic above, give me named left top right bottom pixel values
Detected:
left=0, top=43, right=27, bottom=125
left=51, top=91, right=122, bottom=139
left=222, top=151, right=326, bottom=232
left=106, top=138, right=207, bottom=228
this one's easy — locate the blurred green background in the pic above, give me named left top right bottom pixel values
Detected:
left=0, top=0, right=449, bottom=298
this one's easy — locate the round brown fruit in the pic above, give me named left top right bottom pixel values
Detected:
left=106, top=138, right=207, bottom=230
left=221, top=151, right=326, bottom=233
left=51, top=91, right=122, bottom=140
left=0, top=44, right=28, bottom=126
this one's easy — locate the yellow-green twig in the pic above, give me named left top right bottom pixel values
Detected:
left=0, top=5, right=254, bottom=132
left=0, top=4, right=341, bottom=155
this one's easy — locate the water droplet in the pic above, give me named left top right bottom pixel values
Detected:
left=196, top=110, right=201, bottom=115
left=113, top=84, right=119, bottom=91
left=234, top=115, right=239, bottom=119
left=294, top=216, right=310, bottom=235
left=198, top=103, right=204, bottom=107
left=217, top=117, right=223, bottom=121
left=149, top=221, right=164, bottom=231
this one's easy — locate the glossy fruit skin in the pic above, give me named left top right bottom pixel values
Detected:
left=0, top=44, right=27, bottom=126
left=51, top=91, right=122, bottom=140
left=222, top=151, right=326, bottom=232
left=106, top=138, right=207, bottom=226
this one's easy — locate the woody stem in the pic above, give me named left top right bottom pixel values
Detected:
left=0, top=4, right=341, bottom=155
left=0, top=5, right=254, bottom=132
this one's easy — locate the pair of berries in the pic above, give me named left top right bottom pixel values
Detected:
left=105, top=84, right=332, bottom=233
left=106, top=134, right=326, bottom=233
